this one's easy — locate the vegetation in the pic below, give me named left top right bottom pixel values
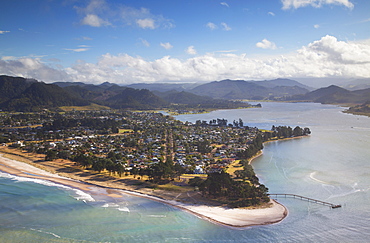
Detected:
left=199, top=169, right=269, bottom=208
left=0, top=75, right=255, bottom=112
left=59, top=104, right=110, bottom=111
left=0, top=74, right=318, bottom=208
left=1, top=75, right=368, bottom=119
left=0, top=78, right=88, bottom=111
left=345, top=101, right=370, bottom=117
left=283, top=85, right=370, bottom=104
left=0, top=109, right=311, bottom=208
left=189, top=79, right=310, bottom=100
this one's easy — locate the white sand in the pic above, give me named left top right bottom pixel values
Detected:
left=176, top=200, right=287, bottom=227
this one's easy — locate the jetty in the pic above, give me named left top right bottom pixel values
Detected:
left=269, top=194, right=342, bottom=209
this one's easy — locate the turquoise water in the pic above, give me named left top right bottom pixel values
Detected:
left=1, top=102, right=370, bottom=242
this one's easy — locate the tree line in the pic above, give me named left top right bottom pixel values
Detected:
left=271, top=125, right=311, bottom=138
left=189, top=160, right=269, bottom=208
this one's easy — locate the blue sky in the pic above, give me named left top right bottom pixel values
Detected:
left=1, top=0, right=369, bottom=85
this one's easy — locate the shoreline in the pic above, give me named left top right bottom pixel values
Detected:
left=0, top=150, right=288, bottom=229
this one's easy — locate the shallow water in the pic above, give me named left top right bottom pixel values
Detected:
left=1, top=102, right=370, bottom=242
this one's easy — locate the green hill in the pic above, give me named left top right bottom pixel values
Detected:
left=346, top=100, right=370, bottom=116
left=154, top=90, right=251, bottom=109
left=0, top=81, right=89, bottom=111
left=190, top=79, right=309, bottom=100
left=104, top=88, right=169, bottom=110
left=286, top=85, right=369, bottom=104
left=0, top=75, right=35, bottom=103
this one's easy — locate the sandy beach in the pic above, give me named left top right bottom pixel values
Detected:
left=0, top=152, right=287, bottom=228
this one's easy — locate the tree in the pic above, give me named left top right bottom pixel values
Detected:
left=174, top=163, right=185, bottom=179
left=45, top=149, right=57, bottom=161
left=197, top=140, right=212, bottom=154
left=115, top=163, right=125, bottom=177
left=188, top=176, right=205, bottom=187
left=202, top=171, right=233, bottom=197
left=303, top=127, right=311, bottom=135
left=293, top=126, right=303, bottom=137
left=239, top=118, right=244, bottom=127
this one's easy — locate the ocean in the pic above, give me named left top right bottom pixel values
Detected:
left=1, top=102, right=370, bottom=242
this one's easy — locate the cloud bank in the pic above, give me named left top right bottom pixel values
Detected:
left=281, top=0, right=354, bottom=10
left=1, top=36, right=369, bottom=84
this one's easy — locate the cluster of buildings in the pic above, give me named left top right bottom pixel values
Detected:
left=0, top=110, right=262, bottom=174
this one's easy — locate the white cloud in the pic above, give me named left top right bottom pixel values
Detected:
left=220, top=2, right=229, bottom=7
left=75, top=0, right=173, bottom=29
left=256, top=39, right=277, bottom=50
left=67, top=36, right=370, bottom=83
left=186, top=46, right=197, bottom=55
left=120, top=7, right=174, bottom=29
left=83, top=0, right=108, bottom=13
left=359, top=18, right=370, bottom=23
left=281, top=0, right=354, bottom=10
left=206, top=22, right=218, bottom=30
left=0, top=58, right=69, bottom=82
left=75, top=36, right=93, bottom=41
left=2, top=35, right=370, bottom=84
left=215, top=50, right=238, bottom=53
left=314, top=24, right=320, bottom=29
left=81, top=14, right=111, bottom=27
left=1, top=56, right=16, bottom=61
left=136, top=18, right=155, bottom=29
left=304, top=35, right=370, bottom=64
left=160, top=42, right=173, bottom=50
left=0, top=30, right=10, bottom=34
left=268, top=12, right=275, bottom=16
left=206, top=22, right=231, bottom=31
left=221, top=22, right=231, bottom=31
left=64, top=48, right=90, bottom=52
left=140, top=38, right=150, bottom=47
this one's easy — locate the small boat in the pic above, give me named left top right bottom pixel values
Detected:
left=331, top=205, right=341, bottom=209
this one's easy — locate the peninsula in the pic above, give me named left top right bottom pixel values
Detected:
left=0, top=110, right=309, bottom=227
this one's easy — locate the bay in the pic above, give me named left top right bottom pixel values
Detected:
left=1, top=102, right=370, bottom=242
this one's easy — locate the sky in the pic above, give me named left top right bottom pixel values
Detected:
left=0, top=0, right=370, bottom=86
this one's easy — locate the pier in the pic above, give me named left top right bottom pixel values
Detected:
left=269, top=194, right=341, bottom=209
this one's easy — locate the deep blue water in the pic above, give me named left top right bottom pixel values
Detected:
left=1, top=102, right=370, bottom=242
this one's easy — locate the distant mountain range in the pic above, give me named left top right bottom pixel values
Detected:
left=284, top=85, right=370, bottom=104
left=0, top=76, right=249, bottom=111
left=189, top=79, right=311, bottom=100
left=126, top=83, right=198, bottom=92
left=340, top=78, right=370, bottom=91
left=0, top=75, right=369, bottom=114
left=125, top=78, right=313, bottom=100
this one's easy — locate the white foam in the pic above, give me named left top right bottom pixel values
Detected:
left=30, top=228, right=61, bottom=238
left=73, top=189, right=95, bottom=202
left=0, top=171, right=13, bottom=179
left=147, top=215, right=166, bottom=218
left=0, top=171, right=95, bottom=202
left=102, top=203, right=119, bottom=208
left=309, top=171, right=330, bottom=185
left=118, top=206, right=130, bottom=212
left=101, top=202, right=130, bottom=212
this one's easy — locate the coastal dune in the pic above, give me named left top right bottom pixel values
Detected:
left=0, top=153, right=287, bottom=228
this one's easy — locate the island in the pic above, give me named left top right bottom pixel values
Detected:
left=0, top=110, right=310, bottom=227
